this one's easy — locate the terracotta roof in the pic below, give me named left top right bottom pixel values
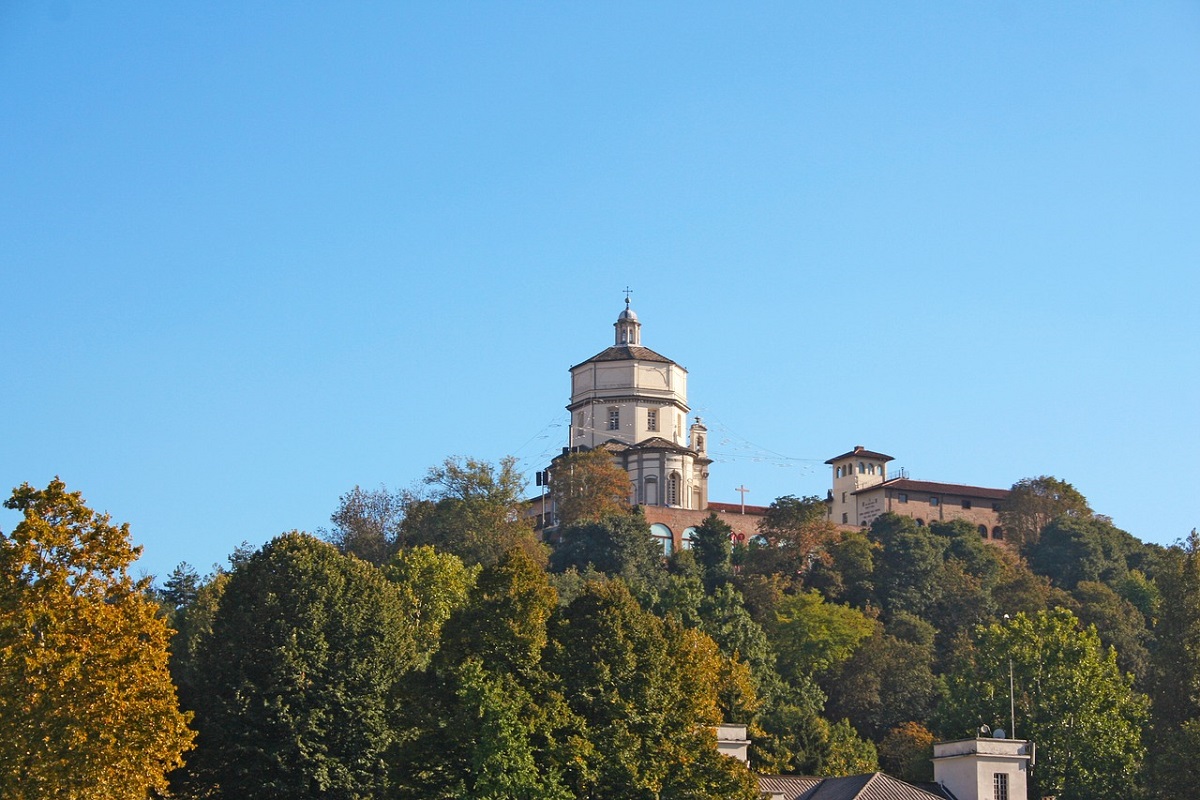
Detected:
left=572, top=344, right=676, bottom=369
left=852, top=477, right=1009, bottom=501
left=760, top=773, right=950, bottom=800
left=707, top=501, right=769, bottom=515
left=825, top=446, right=895, bottom=465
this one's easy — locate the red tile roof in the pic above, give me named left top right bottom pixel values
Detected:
left=852, top=477, right=1009, bottom=501
left=825, top=446, right=895, bottom=464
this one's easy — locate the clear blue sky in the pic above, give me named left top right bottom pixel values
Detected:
left=2, top=2, right=1197, bottom=580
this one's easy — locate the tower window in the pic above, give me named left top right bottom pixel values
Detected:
left=667, top=473, right=680, bottom=506
left=647, top=409, right=658, bottom=431
left=994, top=773, right=1008, bottom=800
left=608, top=408, right=620, bottom=431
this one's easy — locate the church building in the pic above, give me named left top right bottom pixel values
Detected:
left=538, top=299, right=765, bottom=552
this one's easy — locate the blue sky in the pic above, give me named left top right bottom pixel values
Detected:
left=2, top=2, right=1197, bottom=580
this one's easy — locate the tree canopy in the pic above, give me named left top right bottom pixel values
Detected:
left=0, top=479, right=194, bottom=799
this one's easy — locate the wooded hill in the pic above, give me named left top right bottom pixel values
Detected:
left=2, top=458, right=1196, bottom=799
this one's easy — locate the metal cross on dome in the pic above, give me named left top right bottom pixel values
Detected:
left=622, top=286, right=633, bottom=302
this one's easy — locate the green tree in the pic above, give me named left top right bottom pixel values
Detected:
left=999, top=475, right=1092, bottom=550
left=392, top=550, right=572, bottom=800
left=549, top=447, right=631, bottom=529
left=159, top=561, right=201, bottom=612
left=941, top=609, right=1147, bottom=800
left=1070, top=580, right=1151, bottom=686
left=183, top=533, right=412, bottom=798
left=769, top=590, right=874, bottom=683
left=549, top=579, right=758, bottom=799
left=0, top=479, right=195, bottom=798
left=385, top=545, right=478, bottom=669
left=744, top=495, right=837, bottom=579
left=405, top=456, right=545, bottom=568
left=323, top=483, right=405, bottom=566
left=1028, top=515, right=1138, bottom=589
left=824, top=622, right=940, bottom=741
left=1145, top=530, right=1200, bottom=797
left=822, top=719, right=878, bottom=776
left=868, top=514, right=946, bottom=619
left=550, top=508, right=664, bottom=590
left=691, top=512, right=735, bottom=592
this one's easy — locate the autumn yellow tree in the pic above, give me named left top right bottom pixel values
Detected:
left=0, top=479, right=194, bottom=799
left=549, top=447, right=631, bottom=529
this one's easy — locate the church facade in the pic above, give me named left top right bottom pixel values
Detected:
left=538, top=299, right=1010, bottom=550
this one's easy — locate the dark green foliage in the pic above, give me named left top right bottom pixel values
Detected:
left=549, top=508, right=664, bottom=588
left=548, top=580, right=758, bottom=800
left=1145, top=531, right=1200, bottom=797
left=823, top=623, right=941, bottom=741
left=1070, top=581, right=1151, bottom=685
left=868, top=514, right=946, bottom=619
left=1000, top=475, right=1092, bottom=550
left=691, top=512, right=735, bottom=591
left=1029, top=515, right=1142, bottom=590
left=391, top=550, right=571, bottom=800
left=182, top=533, right=412, bottom=799
left=159, top=561, right=201, bottom=611
left=743, top=495, right=836, bottom=579
left=807, top=529, right=875, bottom=607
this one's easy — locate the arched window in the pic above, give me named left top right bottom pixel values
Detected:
left=858, top=462, right=865, bottom=474
left=993, top=526, right=1004, bottom=540
left=836, top=466, right=843, bottom=478
left=978, top=525, right=989, bottom=538
left=682, top=527, right=698, bottom=550
left=651, top=523, right=674, bottom=556
left=667, top=473, right=680, bottom=506
left=915, top=518, right=925, bottom=527
left=644, top=476, right=659, bottom=506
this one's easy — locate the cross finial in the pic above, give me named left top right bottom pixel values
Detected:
left=622, top=286, right=633, bottom=305
left=735, top=484, right=750, bottom=514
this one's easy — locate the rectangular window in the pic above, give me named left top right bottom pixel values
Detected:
left=930, top=497, right=939, bottom=507
left=994, top=772, right=1008, bottom=800
left=962, top=499, right=972, bottom=509
left=608, top=408, right=620, bottom=431
left=842, top=512, right=848, bottom=524
left=842, top=492, right=847, bottom=503
left=898, top=493, right=908, bottom=504
left=647, top=409, right=658, bottom=432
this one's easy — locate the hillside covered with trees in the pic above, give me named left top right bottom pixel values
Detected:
left=2, top=458, right=1196, bottom=799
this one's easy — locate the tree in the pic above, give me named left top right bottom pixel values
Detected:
left=384, top=545, right=478, bottom=669
left=743, top=495, right=837, bottom=579
left=1145, top=530, right=1200, bottom=797
left=391, top=550, right=572, bottom=800
left=548, top=579, right=758, bottom=799
left=549, top=508, right=664, bottom=590
left=404, top=456, right=545, bottom=568
left=999, top=476, right=1092, bottom=550
left=549, top=447, right=631, bottom=529
left=867, top=514, right=946, bottom=619
left=323, top=484, right=405, bottom=566
left=769, top=590, right=874, bottom=683
left=1028, top=515, right=1137, bottom=589
left=878, top=722, right=935, bottom=783
left=159, top=560, right=201, bottom=612
left=941, top=609, right=1147, bottom=800
left=691, top=512, right=735, bottom=592
left=0, top=479, right=194, bottom=798
left=183, top=533, right=413, bottom=798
